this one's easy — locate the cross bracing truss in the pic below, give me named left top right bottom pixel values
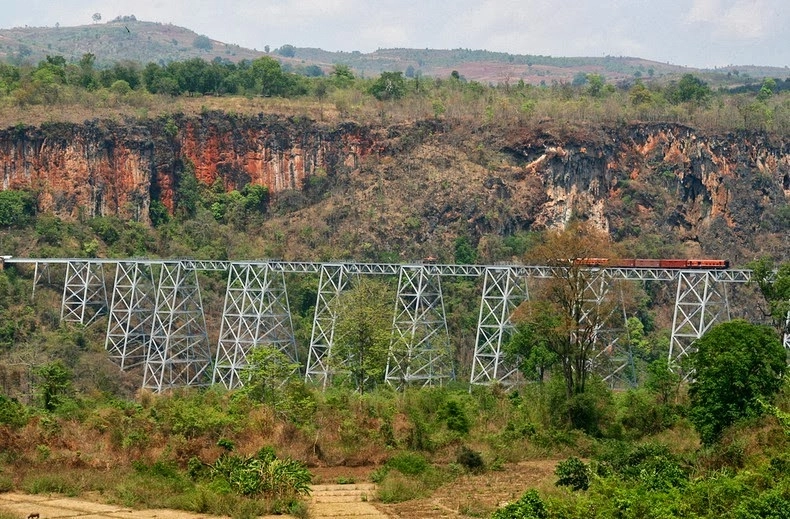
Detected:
left=304, top=264, right=352, bottom=388
left=583, top=274, right=634, bottom=388
left=5, top=257, right=769, bottom=390
left=385, top=265, right=451, bottom=388
left=213, top=263, right=297, bottom=389
left=61, top=261, right=108, bottom=325
left=669, top=271, right=730, bottom=370
left=143, top=262, right=212, bottom=392
left=470, top=267, right=529, bottom=386
left=105, top=262, right=156, bottom=370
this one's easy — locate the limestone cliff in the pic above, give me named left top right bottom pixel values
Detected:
left=0, top=113, right=378, bottom=222
left=0, top=114, right=787, bottom=262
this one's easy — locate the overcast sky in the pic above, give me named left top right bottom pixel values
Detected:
left=4, top=0, right=789, bottom=69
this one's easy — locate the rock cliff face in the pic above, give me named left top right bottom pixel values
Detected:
left=0, top=113, right=378, bottom=222
left=0, top=114, right=787, bottom=261
left=503, top=124, right=788, bottom=259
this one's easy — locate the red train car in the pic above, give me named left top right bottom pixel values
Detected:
left=573, top=258, right=729, bottom=269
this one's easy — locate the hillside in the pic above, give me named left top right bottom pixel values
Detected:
left=0, top=114, right=787, bottom=267
left=0, top=17, right=263, bottom=67
left=1, top=18, right=787, bottom=85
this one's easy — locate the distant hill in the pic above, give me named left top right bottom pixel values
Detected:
left=0, top=17, right=264, bottom=66
left=1, top=17, right=787, bottom=85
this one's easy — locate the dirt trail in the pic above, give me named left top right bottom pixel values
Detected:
left=0, top=484, right=391, bottom=519
left=0, top=492, right=284, bottom=519
left=309, top=483, right=389, bottom=518
left=0, top=460, right=557, bottom=519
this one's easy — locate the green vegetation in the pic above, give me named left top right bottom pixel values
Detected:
left=0, top=47, right=787, bottom=135
left=0, top=30, right=788, bottom=519
left=688, top=320, right=786, bottom=445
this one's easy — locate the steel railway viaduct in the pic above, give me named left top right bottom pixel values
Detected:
left=3, top=257, right=786, bottom=392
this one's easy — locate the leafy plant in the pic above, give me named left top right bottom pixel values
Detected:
left=688, top=320, right=787, bottom=445
left=554, top=456, right=590, bottom=491
left=491, top=489, right=548, bottom=519
left=209, top=447, right=311, bottom=499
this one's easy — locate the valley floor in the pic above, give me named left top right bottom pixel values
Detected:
left=0, top=461, right=560, bottom=519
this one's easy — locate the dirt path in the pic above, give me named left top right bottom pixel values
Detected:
left=0, top=460, right=557, bottom=519
left=0, top=485, right=391, bottom=519
left=0, top=492, right=284, bottom=519
left=309, top=483, right=389, bottom=518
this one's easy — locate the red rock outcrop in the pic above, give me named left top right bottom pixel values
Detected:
left=0, top=113, right=380, bottom=221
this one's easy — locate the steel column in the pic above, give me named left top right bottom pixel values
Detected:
left=305, top=264, right=350, bottom=388
left=105, top=261, right=156, bottom=370
left=61, top=260, right=108, bottom=325
left=669, top=270, right=730, bottom=367
left=143, top=262, right=212, bottom=391
left=385, top=265, right=451, bottom=388
left=470, top=267, right=528, bottom=386
left=213, top=263, right=297, bottom=389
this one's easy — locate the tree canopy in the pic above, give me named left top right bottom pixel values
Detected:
left=688, top=319, right=787, bottom=445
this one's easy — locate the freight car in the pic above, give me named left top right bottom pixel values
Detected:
left=573, top=258, right=730, bottom=269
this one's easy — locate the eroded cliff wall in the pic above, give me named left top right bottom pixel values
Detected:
left=0, top=115, right=787, bottom=261
left=0, top=113, right=378, bottom=222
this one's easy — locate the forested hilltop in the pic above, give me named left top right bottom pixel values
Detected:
left=0, top=43, right=788, bottom=519
left=1, top=17, right=788, bottom=85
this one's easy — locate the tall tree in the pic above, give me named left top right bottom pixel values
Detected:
left=332, top=278, right=394, bottom=393
left=688, top=320, right=786, bottom=445
left=512, top=222, right=619, bottom=400
left=748, top=258, right=790, bottom=341
left=369, top=71, right=406, bottom=101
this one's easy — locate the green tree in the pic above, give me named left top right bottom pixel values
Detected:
left=277, top=44, right=296, bottom=58
left=34, top=361, right=72, bottom=412
left=193, top=34, right=212, bottom=51
left=748, top=258, right=790, bottom=339
left=330, top=64, right=355, bottom=88
left=667, top=73, right=712, bottom=105
left=249, top=56, right=292, bottom=97
left=453, top=235, right=477, bottom=264
left=332, top=278, right=394, bottom=393
left=513, top=222, right=619, bottom=402
left=174, top=167, right=200, bottom=219
left=506, top=321, right=559, bottom=383
left=0, top=190, right=35, bottom=227
left=688, top=320, right=787, bottom=445
left=757, top=77, right=777, bottom=101
left=369, top=71, right=406, bottom=101
left=238, top=345, right=299, bottom=411
left=629, top=81, right=653, bottom=106
left=586, top=73, right=605, bottom=97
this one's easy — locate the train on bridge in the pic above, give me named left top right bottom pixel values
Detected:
left=573, top=258, right=730, bottom=269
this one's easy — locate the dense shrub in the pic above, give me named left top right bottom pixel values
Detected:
left=689, top=320, right=786, bottom=445
left=554, top=456, right=590, bottom=491
left=209, top=446, right=311, bottom=499
left=457, top=446, right=485, bottom=473
left=491, top=489, right=548, bottom=519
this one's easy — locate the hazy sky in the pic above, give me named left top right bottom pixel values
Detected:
left=4, top=0, right=789, bottom=69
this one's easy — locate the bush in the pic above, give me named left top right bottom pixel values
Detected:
left=689, top=320, right=787, bottom=445
left=734, top=490, right=790, bottom=519
left=0, top=395, right=28, bottom=427
left=209, top=447, right=311, bottom=499
left=386, top=452, right=430, bottom=476
left=441, top=399, right=471, bottom=434
left=555, top=457, right=590, bottom=491
left=491, top=489, right=548, bottom=519
left=457, top=446, right=485, bottom=473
